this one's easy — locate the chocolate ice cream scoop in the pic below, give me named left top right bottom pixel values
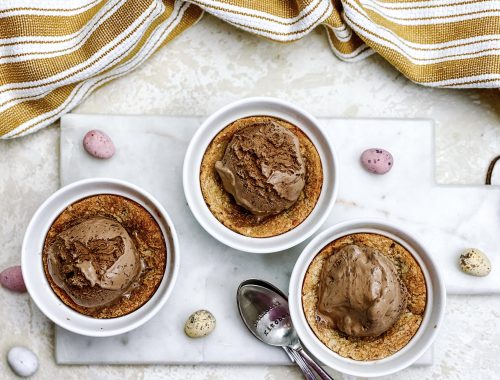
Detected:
left=47, top=217, right=141, bottom=308
left=215, top=121, right=306, bottom=220
left=317, top=245, right=406, bottom=337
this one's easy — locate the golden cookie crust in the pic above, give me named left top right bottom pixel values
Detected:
left=42, top=194, right=166, bottom=319
left=200, top=116, right=323, bottom=238
left=302, top=233, right=427, bottom=361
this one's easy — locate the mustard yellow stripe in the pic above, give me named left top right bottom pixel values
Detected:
left=5, top=3, right=204, bottom=138
left=322, top=7, right=348, bottom=29
left=0, top=1, right=101, bottom=15
left=203, top=0, right=314, bottom=18
left=353, top=4, right=500, bottom=44
left=159, top=3, right=203, bottom=44
left=325, top=27, right=365, bottom=55
left=0, top=1, right=104, bottom=38
left=190, top=0, right=322, bottom=27
left=0, top=83, right=77, bottom=136
left=2, top=0, right=499, bottom=138
left=0, top=3, right=124, bottom=57
left=345, top=13, right=500, bottom=84
left=227, top=2, right=331, bottom=39
left=0, top=0, right=157, bottom=87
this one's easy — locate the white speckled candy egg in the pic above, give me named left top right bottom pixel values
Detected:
left=7, top=346, right=39, bottom=378
left=83, top=130, right=115, bottom=159
left=459, top=248, right=491, bottom=277
left=0, top=265, right=26, bottom=293
left=184, top=310, right=216, bottom=338
left=361, top=148, right=394, bottom=174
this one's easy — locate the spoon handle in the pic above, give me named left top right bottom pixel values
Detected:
left=296, top=347, right=335, bottom=380
left=284, top=347, right=317, bottom=380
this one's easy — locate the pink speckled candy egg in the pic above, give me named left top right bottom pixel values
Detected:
left=0, top=266, right=26, bottom=293
left=83, top=130, right=115, bottom=159
left=361, top=148, right=394, bottom=174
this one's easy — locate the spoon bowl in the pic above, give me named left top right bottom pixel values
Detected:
left=237, top=280, right=298, bottom=347
left=237, top=279, right=334, bottom=380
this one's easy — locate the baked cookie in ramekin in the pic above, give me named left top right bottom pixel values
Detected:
left=302, top=232, right=426, bottom=361
left=289, top=219, right=446, bottom=378
left=200, top=115, right=323, bottom=238
left=42, top=194, right=167, bottom=319
left=22, top=178, right=179, bottom=337
left=183, top=97, right=338, bottom=253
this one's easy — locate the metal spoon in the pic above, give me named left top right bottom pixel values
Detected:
left=237, top=279, right=335, bottom=380
left=284, top=346, right=318, bottom=380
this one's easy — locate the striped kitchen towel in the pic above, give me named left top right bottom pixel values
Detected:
left=0, top=0, right=499, bottom=139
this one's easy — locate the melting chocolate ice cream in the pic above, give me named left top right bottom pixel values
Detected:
left=47, top=217, right=141, bottom=308
left=317, top=244, right=406, bottom=337
left=215, top=121, right=306, bottom=220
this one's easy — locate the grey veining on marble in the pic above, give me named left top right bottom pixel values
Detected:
left=1, top=14, right=500, bottom=380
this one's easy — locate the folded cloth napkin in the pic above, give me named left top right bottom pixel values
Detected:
left=0, top=0, right=499, bottom=139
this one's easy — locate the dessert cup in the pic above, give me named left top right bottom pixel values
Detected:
left=183, top=97, right=338, bottom=253
left=42, top=194, right=167, bottom=319
left=22, top=178, right=179, bottom=337
left=200, top=115, right=322, bottom=238
left=288, top=219, right=446, bottom=377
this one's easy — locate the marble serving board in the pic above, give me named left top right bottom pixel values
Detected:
left=55, top=114, right=499, bottom=366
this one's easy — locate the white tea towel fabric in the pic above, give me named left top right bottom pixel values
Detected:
left=1, top=0, right=500, bottom=139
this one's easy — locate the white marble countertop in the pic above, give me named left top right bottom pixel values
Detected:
left=1, top=15, right=499, bottom=380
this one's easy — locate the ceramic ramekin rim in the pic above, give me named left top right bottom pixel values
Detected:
left=182, top=96, right=339, bottom=253
left=289, top=218, right=446, bottom=378
left=21, top=177, right=180, bottom=337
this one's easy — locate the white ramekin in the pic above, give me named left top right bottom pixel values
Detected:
left=21, top=178, right=179, bottom=337
left=183, top=97, right=338, bottom=253
left=289, top=219, right=446, bottom=378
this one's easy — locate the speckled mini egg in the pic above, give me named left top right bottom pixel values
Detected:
left=360, top=148, right=394, bottom=174
left=0, top=265, right=26, bottom=293
left=459, top=248, right=491, bottom=277
left=83, top=130, right=115, bottom=159
left=7, top=346, right=39, bottom=378
left=184, top=310, right=216, bottom=338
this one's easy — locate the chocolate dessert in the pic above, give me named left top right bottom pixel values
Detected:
left=47, top=217, right=142, bottom=309
left=200, top=116, right=323, bottom=238
left=215, top=122, right=306, bottom=220
left=42, top=194, right=166, bottom=318
left=302, top=233, right=427, bottom=361
left=317, top=245, right=407, bottom=338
